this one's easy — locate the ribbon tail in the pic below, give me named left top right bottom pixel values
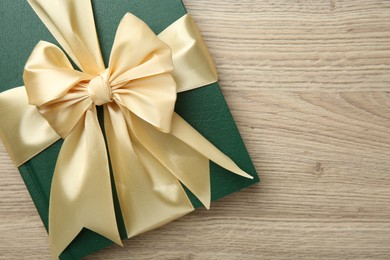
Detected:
left=124, top=111, right=212, bottom=209
left=104, top=104, right=194, bottom=238
left=49, top=106, right=121, bottom=258
left=171, top=113, right=254, bottom=180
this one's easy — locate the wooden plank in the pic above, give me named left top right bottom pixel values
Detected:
left=1, top=0, right=389, bottom=259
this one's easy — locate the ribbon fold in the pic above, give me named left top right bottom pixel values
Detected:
left=1, top=0, right=253, bottom=258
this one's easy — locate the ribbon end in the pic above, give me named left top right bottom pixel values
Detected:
left=116, top=239, right=124, bottom=247
left=244, top=173, right=254, bottom=180
left=199, top=195, right=211, bottom=210
left=189, top=190, right=210, bottom=210
left=234, top=168, right=254, bottom=180
left=49, top=226, right=83, bottom=260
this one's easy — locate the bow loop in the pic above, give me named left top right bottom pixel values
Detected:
left=108, top=13, right=177, bottom=133
left=24, top=41, right=93, bottom=138
left=24, top=41, right=91, bottom=107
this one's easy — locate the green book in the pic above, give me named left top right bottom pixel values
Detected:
left=0, top=0, right=259, bottom=258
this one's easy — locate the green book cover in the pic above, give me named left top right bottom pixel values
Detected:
left=0, top=0, right=259, bottom=258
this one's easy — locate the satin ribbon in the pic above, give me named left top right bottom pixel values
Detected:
left=0, top=0, right=253, bottom=258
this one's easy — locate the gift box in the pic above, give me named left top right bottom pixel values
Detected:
left=0, top=0, right=259, bottom=259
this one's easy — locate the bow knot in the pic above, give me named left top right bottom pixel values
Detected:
left=88, top=70, right=112, bottom=106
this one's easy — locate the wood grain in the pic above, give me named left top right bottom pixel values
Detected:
left=1, top=0, right=390, bottom=259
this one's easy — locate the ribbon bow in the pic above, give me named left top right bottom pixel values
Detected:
left=19, top=0, right=253, bottom=257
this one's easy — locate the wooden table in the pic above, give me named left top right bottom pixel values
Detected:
left=1, top=0, right=389, bottom=259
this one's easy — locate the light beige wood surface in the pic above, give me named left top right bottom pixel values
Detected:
left=1, top=0, right=390, bottom=259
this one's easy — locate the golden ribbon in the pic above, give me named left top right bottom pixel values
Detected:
left=0, top=0, right=252, bottom=258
